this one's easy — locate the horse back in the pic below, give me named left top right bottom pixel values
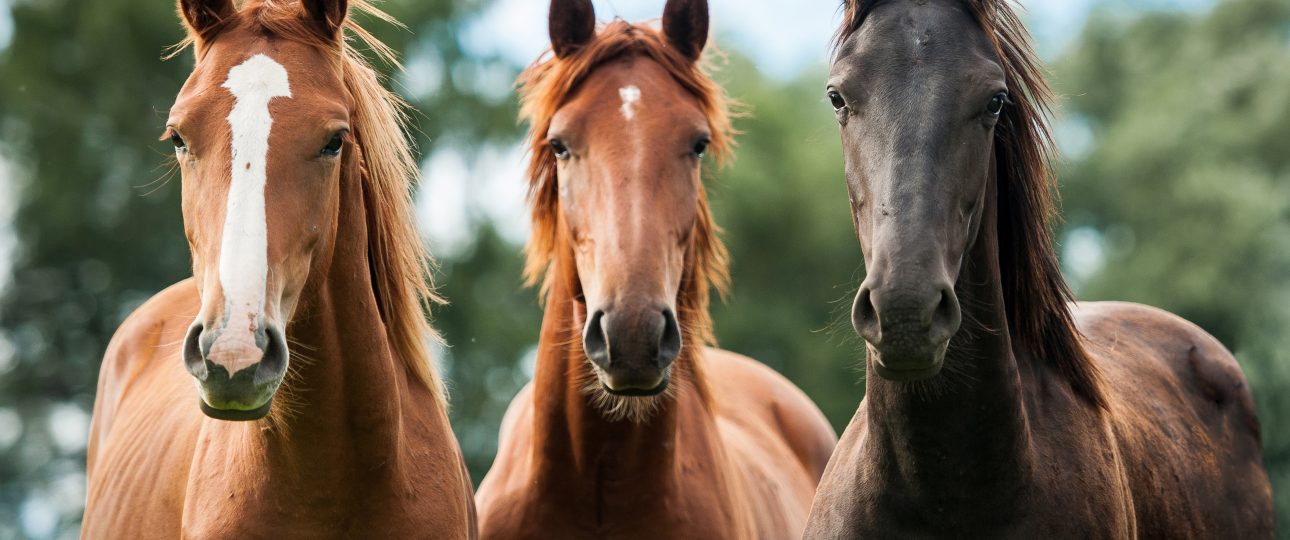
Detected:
left=84, top=279, right=203, bottom=537
left=704, top=347, right=838, bottom=538
left=1076, top=301, right=1273, bottom=538
left=475, top=383, right=538, bottom=537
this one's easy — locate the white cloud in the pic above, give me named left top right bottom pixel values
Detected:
left=48, top=404, right=89, bottom=454
left=416, top=144, right=530, bottom=258
left=0, top=0, right=12, bottom=52
left=418, top=150, right=473, bottom=257
left=0, top=155, right=17, bottom=295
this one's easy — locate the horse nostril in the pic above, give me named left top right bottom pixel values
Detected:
left=851, top=286, right=879, bottom=341
left=657, top=308, right=681, bottom=368
left=255, top=325, right=289, bottom=386
left=930, top=287, right=962, bottom=340
left=583, top=310, right=610, bottom=368
left=182, top=323, right=207, bottom=381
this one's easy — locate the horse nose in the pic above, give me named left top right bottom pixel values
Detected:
left=182, top=323, right=211, bottom=380
left=657, top=308, right=681, bottom=367
left=852, top=281, right=960, bottom=356
left=182, top=321, right=289, bottom=420
left=583, top=309, right=611, bottom=369
left=583, top=308, right=681, bottom=370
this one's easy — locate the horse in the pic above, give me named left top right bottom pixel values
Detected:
left=474, top=0, right=837, bottom=537
left=804, top=0, right=1273, bottom=537
left=81, top=0, right=477, bottom=536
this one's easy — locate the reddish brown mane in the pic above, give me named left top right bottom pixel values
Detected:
left=517, top=19, right=733, bottom=348
left=173, top=0, right=446, bottom=404
left=838, top=0, right=1105, bottom=407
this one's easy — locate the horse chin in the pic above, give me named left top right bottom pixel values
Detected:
left=870, top=345, right=947, bottom=382
left=601, top=376, right=669, bottom=397
left=873, top=362, right=943, bottom=382
left=199, top=399, right=273, bottom=421
left=592, top=364, right=671, bottom=397
left=195, top=377, right=280, bottom=422
left=583, top=365, right=675, bottom=423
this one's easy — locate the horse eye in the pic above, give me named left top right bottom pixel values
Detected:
left=321, top=133, right=344, bottom=157
left=549, top=139, right=570, bottom=160
left=692, top=138, right=710, bottom=158
left=170, top=132, right=187, bottom=151
left=985, top=92, right=1008, bottom=117
left=827, top=90, right=846, bottom=111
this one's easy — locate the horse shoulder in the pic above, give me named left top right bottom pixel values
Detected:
left=1072, top=300, right=1272, bottom=536
left=703, top=347, right=838, bottom=490
left=476, top=382, right=537, bottom=536
left=89, top=279, right=198, bottom=457
left=803, top=398, right=870, bottom=540
left=83, top=279, right=199, bottom=537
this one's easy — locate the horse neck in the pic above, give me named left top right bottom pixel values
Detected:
left=861, top=173, right=1035, bottom=501
left=529, top=252, right=722, bottom=496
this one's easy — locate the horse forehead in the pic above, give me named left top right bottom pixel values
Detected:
left=172, top=64, right=348, bottom=148
left=178, top=36, right=336, bottom=106
left=573, top=59, right=694, bottom=114
left=840, top=0, right=991, bottom=72
left=222, top=54, right=292, bottom=99
left=554, top=62, right=704, bottom=141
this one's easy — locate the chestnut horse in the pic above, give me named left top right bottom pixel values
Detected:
left=475, top=0, right=836, bottom=537
left=805, top=0, right=1272, bottom=537
left=82, top=0, right=476, bottom=536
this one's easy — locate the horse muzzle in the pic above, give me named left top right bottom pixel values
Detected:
left=853, top=279, right=960, bottom=382
left=583, top=306, right=680, bottom=396
left=183, top=321, right=289, bottom=421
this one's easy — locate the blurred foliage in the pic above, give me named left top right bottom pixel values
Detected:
left=0, top=0, right=1287, bottom=537
left=1053, top=0, right=1290, bottom=529
left=435, top=225, right=540, bottom=479
left=708, top=54, right=863, bottom=426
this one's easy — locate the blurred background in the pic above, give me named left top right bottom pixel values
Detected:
left=0, top=0, right=1287, bottom=537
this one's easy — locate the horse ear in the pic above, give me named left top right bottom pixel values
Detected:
left=178, top=0, right=235, bottom=37
left=549, top=0, right=596, bottom=58
left=302, top=0, right=349, bottom=39
left=662, top=0, right=709, bottom=61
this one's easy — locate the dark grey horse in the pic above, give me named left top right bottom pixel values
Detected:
left=804, top=1, right=1273, bottom=537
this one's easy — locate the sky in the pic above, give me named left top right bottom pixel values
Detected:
left=454, top=0, right=1217, bottom=77
left=459, top=0, right=1108, bottom=80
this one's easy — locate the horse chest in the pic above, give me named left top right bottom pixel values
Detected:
left=807, top=416, right=1133, bottom=539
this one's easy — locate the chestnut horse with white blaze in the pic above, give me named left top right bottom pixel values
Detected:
left=82, top=0, right=476, bottom=536
left=805, top=0, right=1272, bottom=537
left=475, top=0, right=836, bottom=538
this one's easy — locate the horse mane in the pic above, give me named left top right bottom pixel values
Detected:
left=517, top=20, right=733, bottom=349
left=176, top=0, right=446, bottom=405
left=836, top=0, right=1106, bottom=408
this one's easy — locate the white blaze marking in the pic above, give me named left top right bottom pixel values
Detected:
left=619, top=85, right=641, bottom=121
left=216, top=54, right=291, bottom=353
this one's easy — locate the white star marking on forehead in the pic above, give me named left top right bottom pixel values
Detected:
left=619, top=85, right=642, bottom=121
